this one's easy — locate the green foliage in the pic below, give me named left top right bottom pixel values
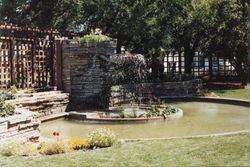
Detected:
left=0, top=99, right=15, bottom=117
left=202, top=0, right=249, bottom=84
left=0, top=0, right=248, bottom=82
left=111, top=54, right=147, bottom=85
left=0, top=89, right=16, bottom=100
left=146, top=105, right=179, bottom=118
left=88, top=128, right=117, bottom=148
left=80, top=33, right=111, bottom=45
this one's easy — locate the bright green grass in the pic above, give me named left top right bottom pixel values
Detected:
left=1, top=133, right=250, bottom=167
left=212, top=88, right=250, bottom=100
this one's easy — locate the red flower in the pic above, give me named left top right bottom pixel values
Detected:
left=53, top=131, right=60, bottom=136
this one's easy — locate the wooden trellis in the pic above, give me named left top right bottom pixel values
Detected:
left=0, top=23, right=58, bottom=89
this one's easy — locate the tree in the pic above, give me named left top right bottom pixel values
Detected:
left=168, top=0, right=218, bottom=74
left=0, top=0, right=27, bottom=24
left=0, top=0, right=80, bottom=32
left=203, top=0, right=250, bottom=84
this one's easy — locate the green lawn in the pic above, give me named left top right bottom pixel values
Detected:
left=1, top=132, right=250, bottom=167
left=212, top=88, right=250, bottom=100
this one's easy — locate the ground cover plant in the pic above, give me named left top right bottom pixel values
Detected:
left=0, top=86, right=17, bottom=117
left=0, top=99, right=15, bottom=117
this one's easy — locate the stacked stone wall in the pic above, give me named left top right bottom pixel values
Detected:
left=0, top=108, right=40, bottom=143
left=7, top=91, right=69, bottom=118
left=110, top=79, right=203, bottom=105
left=61, top=40, right=116, bottom=110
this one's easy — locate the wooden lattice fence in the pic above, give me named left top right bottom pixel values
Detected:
left=0, top=23, right=58, bottom=89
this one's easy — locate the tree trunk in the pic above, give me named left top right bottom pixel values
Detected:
left=116, top=37, right=122, bottom=54
left=151, top=55, right=159, bottom=81
left=184, top=45, right=193, bottom=74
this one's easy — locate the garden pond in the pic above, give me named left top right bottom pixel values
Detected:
left=40, top=102, right=250, bottom=139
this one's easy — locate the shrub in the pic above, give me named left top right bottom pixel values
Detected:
left=0, top=86, right=17, bottom=100
left=111, top=53, right=148, bottom=85
left=0, top=142, right=38, bottom=156
left=162, top=105, right=178, bottom=115
left=146, top=105, right=179, bottom=118
left=80, top=33, right=111, bottom=45
left=17, top=142, right=39, bottom=156
left=0, top=99, right=15, bottom=117
left=0, top=142, right=20, bottom=156
left=9, top=86, right=18, bottom=95
left=0, top=90, right=15, bottom=100
left=39, top=141, right=67, bottom=155
left=68, top=138, right=89, bottom=150
left=88, top=128, right=117, bottom=148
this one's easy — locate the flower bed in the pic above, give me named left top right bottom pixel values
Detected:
left=0, top=128, right=116, bottom=157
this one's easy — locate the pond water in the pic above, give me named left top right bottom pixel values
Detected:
left=40, top=102, right=250, bottom=139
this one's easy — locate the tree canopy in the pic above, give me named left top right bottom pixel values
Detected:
left=0, top=0, right=249, bottom=82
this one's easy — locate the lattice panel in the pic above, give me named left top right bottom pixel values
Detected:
left=0, top=40, right=11, bottom=88
left=13, top=41, right=33, bottom=88
left=34, top=39, right=53, bottom=87
left=0, top=23, right=58, bottom=89
left=163, top=51, right=237, bottom=78
left=192, top=52, right=209, bottom=76
left=164, top=51, right=184, bottom=74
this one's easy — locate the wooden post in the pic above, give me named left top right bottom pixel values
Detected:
left=9, top=39, right=15, bottom=86
left=55, top=40, right=63, bottom=90
left=209, top=56, right=213, bottom=77
left=49, top=34, right=55, bottom=86
left=178, top=51, right=182, bottom=74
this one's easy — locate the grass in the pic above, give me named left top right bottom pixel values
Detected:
left=1, top=132, right=250, bottom=167
left=211, top=88, right=250, bottom=100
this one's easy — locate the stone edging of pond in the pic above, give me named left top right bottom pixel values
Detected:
left=38, top=97, right=250, bottom=123
left=65, top=108, right=183, bottom=124
left=160, top=96, right=250, bottom=107
left=121, top=129, right=250, bottom=142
